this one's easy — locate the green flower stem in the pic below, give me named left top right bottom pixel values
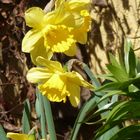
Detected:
left=42, top=96, right=57, bottom=140
left=0, top=124, right=8, bottom=140
left=43, top=95, right=57, bottom=140
left=37, top=92, right=47, bottom=139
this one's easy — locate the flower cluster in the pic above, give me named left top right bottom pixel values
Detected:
left=6, top=1, right=92, bottom=139
left=22, top=0, right=92, bottom=107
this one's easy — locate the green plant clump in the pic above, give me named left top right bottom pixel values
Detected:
left=71, top=39, right=140, bottom=140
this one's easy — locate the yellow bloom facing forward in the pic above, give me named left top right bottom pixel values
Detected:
left=7, top=133, right=35, bottom=140
left=22, top=7, right=76, bottom=64
left=27, top=57, right=93, bottom=107
left=22, top=0, right=91, bottom=63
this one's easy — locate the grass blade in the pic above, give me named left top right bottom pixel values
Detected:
left=36, top=91, right=47, bottom=139
left=0, top=125, right=8, bottom=140
left=22, top=99, right=31, bottom=134
left=43, top=96, right=57, bottom=140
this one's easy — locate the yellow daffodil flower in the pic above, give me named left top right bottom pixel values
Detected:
left=22, top=7, right=76, bottom=64
left=7, top=133, right=35, bottom=140
left=22, top=0, right=91, bottom=64
left=55, top=0, right=91, bottom=44
left=27, top=57, right=93, bottom=107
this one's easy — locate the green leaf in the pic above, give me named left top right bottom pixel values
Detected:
left=70, top=96, right=98, bottom=140
left=36, top=91, right=47, bottom=139
left=22, top=99, right=31, bottom=134
left=0, top=125, right=8, bottom=140
left=98, top=90, right=125, bottom=104
left=107, top=64, right=128, bottom=82
left=110, top=125, right=140, bottom=140
left=108, top=53, right=128, bottom=82
left=109, top=53, right=121, bottom=68
left=85, top=101, right=121, bottom=124
left=124, top=39, right=131, bottom=74
left=124, top=39, right=136, bottom=77
left=106, top=100, right=140, bottom=123
left=84, top=103, right=112, bottom=123
left=95, top=81, right=129, bottom=92
left=128, top=47, right=136, bottom=77
left=136, top=58, right=140, bottom=73
left=97, top=126, right=119, bottom=140
left=82, top=63, right=109, bottom=109
left=94, top=99, right=140, bottom=139
left=28, top=134, right=36, bottom=140
left=82, top=63, right=120, bottom=140
left=43, top=96, right=57, bottom=140
left=94, top=121, right=121, bottom=139
left=127, top=90, right=140, bottom=99
left=97, top=74, right=117, bottom=82
left=95, top=76, right=140, bottom=92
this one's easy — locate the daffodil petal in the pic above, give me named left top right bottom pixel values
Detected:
left=28, top=134, right=35, bottom=140
left=55, top=0, right=91, bottom=44
left=65, top=72, right=83, bottom=85
left=74, top=31, right=87, bottom=44
left=25, top=7, right=45, bottom=28
left=64, top=44, right=77, bottom=56
left=7, top=133, right=28, bottom=140
left=67, top=83, right=80, bottom=107
left=52, top=1, right=84, bottom=27
left=52, top=8, right=77, bottom=27
left=30, top=38, right=53, bottom=65
left=27, top=67, right=52, bottom=83
left=66, top=72, right=93, bottom=89
left=55, top=0, right=90, bottom=10
left=73, top=10, right=91, bottom=44
left=67, top=0, right=90, bottom=12
left=44, top=2, right=77, bottom=27
left=55, top=0, right=65, bottom=8
left=75, top=72, right=93, bottom=89
left=22, top=29, right=42, bottom=53
left=45, top=6, right=73, bottom=25
left=36, top=56, right=64, bottom=72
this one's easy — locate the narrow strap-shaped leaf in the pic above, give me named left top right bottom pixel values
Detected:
left=124, top=39, right=131, bottom=74
left=136, top=58, right=140, bottom=73
left=94, top=120, right=122, bottom=139
left=124, top=39, right=136, bottom=78
left=36, top=91, right=47, bottom=139
left=82, top=63, right=109, bottom=108
left=22, top=99, right=31, bottom=134
left=0, top=125, right=8, bottom=140
left=128, top=47, right=136, bottom=77
left=70, top=97, right=97, bottom=140
left=110, top=124, right=140, bottom=140
left=43, top=96, right=57, bottom=140
left=106, top=100, right=140, bottom=123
